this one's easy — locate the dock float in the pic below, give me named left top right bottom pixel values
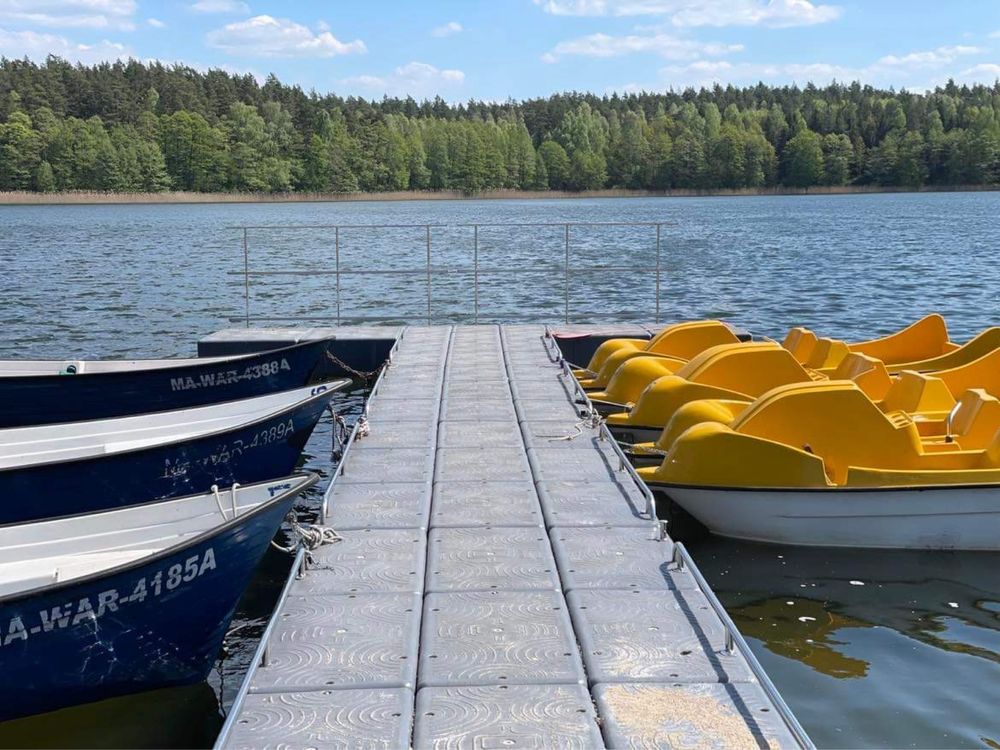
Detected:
left=214, top=325, right=812, bottom=749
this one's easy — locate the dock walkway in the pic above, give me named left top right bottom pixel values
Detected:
left=217, top=325, right=808, bottom=749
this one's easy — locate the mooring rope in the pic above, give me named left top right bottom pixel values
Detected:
left=545, top=408, right=604, bottom=442
left=271, top=511, right=343, bottom=554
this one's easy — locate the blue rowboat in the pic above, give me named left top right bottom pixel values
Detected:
left=0, top=380, right=347, bottom=525
left=0, top=339, right=338, bottom=427
left=0, top=473, right=318, bottom=721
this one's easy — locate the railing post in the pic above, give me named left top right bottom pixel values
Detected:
left=473, top=224, right=479, bottom=325
left=242, top=227, right=250, bottom=328
left=335, top=226, right=341, bottom=326
left=426, top=224, right=432, bottom=325
left=564, top=223, right=570, bottom=324
left=655, top=223, right=661, bottom=326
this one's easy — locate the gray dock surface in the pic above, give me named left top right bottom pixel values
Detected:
left=218, top=325, right=807, bottom=749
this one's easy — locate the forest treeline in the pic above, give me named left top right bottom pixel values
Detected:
left=1, top=57, right=999, bottom=194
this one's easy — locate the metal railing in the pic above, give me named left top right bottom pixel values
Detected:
left=542, top=326, right=814, bottom=750
left=231, top=222, right=671, bottom=326
left=672, top=541, right=815, bottom=749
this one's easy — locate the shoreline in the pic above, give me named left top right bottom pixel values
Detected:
left=0, top=184, right=997, bottom=206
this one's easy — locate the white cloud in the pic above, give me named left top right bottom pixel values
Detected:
left=0, top=25, right=130, bottom=63
left=535, top=0, right=841, bottom=27
left=958, top=63, right=1000, bottom=79
left=190, top=0, right=248, bottom=13
left=0, top=0, right=136, bottom=29
left=342, top=61, right=465, bottom=97
left=989, top=29, right=1000, bottom=38
left=876, top=45, right=982, bottom=69
left=542, top=31, right=742, bottom=62
left=630, top=44, right=997, bottom=91
left=431, top=20, right=462, bottom=37
left=146, top=17, right=165, bottom=28
left=206, top=15, right=366, bottom=58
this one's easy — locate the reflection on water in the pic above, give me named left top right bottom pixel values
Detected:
left=731, top=596, right=873, bottom=679
left=690, top=537, right=1000, bottom=748
left=0, top=684, right=221, bottom=749
left=0, top=386, right=367, bottom=749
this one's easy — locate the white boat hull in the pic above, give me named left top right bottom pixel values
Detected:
left=659, top=484, right=1000, bottom=550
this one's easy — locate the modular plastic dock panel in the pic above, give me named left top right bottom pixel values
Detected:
left=426, top=527, right=560, bottom=592
left=367, top=396, right=440, bottom=423
left=551, top=526, right=697, bottom=592
left=324, top=482, right=431, bottom=530
left=430, top=481, right=544, bottom=528
left=218, top=324, right=807, bottom=750
left=418, top=591, right=587, bottom=688
left=437, top=420, right=523, bottom=449
left=292, top=528, right=427, bottom=595
left=336, top=446, right=435, bottom=484
left=536, top=480, right=650, bottom=528
left=521, top=419, right=614, bottom=450
left=224, top=688, right=414, bottom=750
left=434, top=447, right=533, bottom=482
left=527, top=445, right=622, bottom=482
left=566, top=589, right=754, bottom=685
left=439, top=397, right=518, bottom=423
left=594, top=682, right=797, bottom=749
left=249, top=593, right=422, bottom=692
left=413, top=685, right=605, bottom=750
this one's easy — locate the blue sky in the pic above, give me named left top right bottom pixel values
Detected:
left=1, top=0, right=998, bottom=100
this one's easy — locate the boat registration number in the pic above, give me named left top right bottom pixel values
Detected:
left=170, top=359, right=291, bottom=392
left=0, top=548, right=217, bottom=647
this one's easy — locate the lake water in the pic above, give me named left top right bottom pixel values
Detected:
left=1, top=192, right=999, bottom=748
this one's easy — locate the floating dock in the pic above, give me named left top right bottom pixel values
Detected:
left=211, top=325, right=811, bottom=749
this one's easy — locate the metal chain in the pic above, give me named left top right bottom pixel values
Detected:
left=325, top=349, right=382, bottom=382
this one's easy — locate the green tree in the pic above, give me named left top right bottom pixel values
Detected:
left=538, top=139, right=570, bottom=190
left=821, top=133, right=853, bottom=185
left=781, top=129, right=824, bottom=187
left=671, top=130, right=705, bottom=189
left=0, top=111, right=42, bottom=190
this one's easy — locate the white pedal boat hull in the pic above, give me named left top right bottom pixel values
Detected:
left=659, top=483, right=1000, bottom=550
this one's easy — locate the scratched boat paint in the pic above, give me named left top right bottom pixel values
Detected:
left=0, top=476, right=315, bottom=722
left=0, top=383, right=344, bottom=524
left=0, top=339, right=336, bottom=428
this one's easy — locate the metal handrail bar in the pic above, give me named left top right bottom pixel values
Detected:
left=542, top=327, right=659, bottom=524
left=227, top=314, right=596, bottom=324
left=237, top=221, right=670, bottom=326
left=232, top=221, right=676, bottom=230
left=319, top=334, right=399, bottom=519
left=232, top=266, right=660, bottom=277
left=540, top=329, right=811, bottom=749
left=217, top=334, right=402, bottom=748
left=672, top=541, right=815, bottom=749
left=213, top=544, right=305, bottom=749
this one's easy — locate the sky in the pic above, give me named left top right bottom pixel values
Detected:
left=1, top=0, right=999, bottom=101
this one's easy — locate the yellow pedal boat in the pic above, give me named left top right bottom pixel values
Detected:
left=638, top=380, right=1000, bottom=550
left=574, top=320, right=739, bottom=390
left=607, top=338, right=1000, bottom=444
left=584, top=315, right=964, bottom=414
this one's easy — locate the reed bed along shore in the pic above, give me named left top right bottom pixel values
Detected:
left=1, top=184, right=996, bottom=206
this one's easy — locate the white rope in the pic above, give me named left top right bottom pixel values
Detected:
left=545, top=409, right=604, bottom=442
left=271, top=511, right=343, bottom=554
left=211, top=485, right=228, bottom=520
